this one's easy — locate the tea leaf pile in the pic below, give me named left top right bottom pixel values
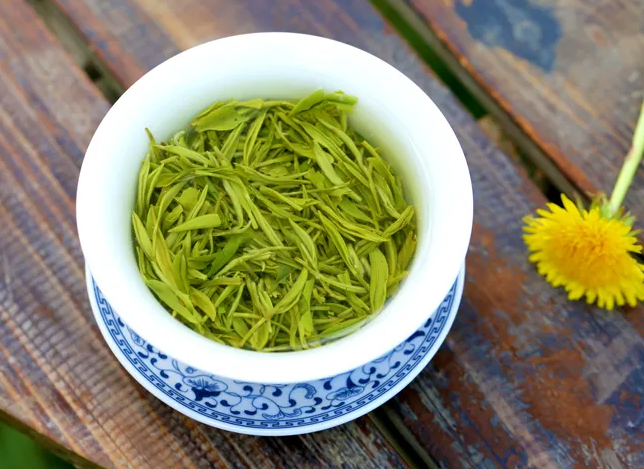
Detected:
left=133, top=90, right=417, bottom=352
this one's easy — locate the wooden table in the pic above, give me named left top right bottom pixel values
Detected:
left=1, top=0, right=643, bottom=467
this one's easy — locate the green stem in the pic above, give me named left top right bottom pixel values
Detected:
left=608, top=98, right=644, bottom=216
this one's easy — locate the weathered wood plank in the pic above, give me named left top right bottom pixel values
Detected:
left=25, top=0, right=644, bottom=467
left=0, top=2, right=413, bottom=468
left=385, top=0, right=644, bottom=219
left=399, top=130, right=644, bottom=468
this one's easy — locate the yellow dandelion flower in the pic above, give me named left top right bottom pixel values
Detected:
left=523, top=194, right=644, bottom=310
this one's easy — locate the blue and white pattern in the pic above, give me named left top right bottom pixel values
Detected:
left=88, top=268, right=463, bottom=435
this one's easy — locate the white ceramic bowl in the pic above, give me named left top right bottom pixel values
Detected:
left=76, top=33, right=472, bottom=384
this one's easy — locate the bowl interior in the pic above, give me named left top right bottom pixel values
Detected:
left=77, top=33, right=472, bottom=383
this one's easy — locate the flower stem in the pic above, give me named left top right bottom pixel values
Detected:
left=608, top=98, right=644, bottom=216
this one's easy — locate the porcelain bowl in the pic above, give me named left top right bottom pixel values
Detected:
left=86, top=267, right=464, bottom=435
left=76, top=32, right=472, bottom=384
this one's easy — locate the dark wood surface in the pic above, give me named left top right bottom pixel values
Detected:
left=0, top=2, right=414, bottom=469
left=3, top=0, right=644, bottom=468
left=384, top=0, right=644, bottom=219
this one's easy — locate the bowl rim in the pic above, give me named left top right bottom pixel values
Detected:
left=76, top=32, right=472, bottom=384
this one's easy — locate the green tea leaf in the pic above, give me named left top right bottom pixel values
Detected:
left=317, top=317, right=367, bottom=340
left=251, top=320, right=270, bottom=350
left=375, top=180, right=401, bottom=219
left=288, top=219, right=317, bottom=266
left=312, top=142, right=344, bottom=186
left=338, top=199, right=372, bottom=224
left=173, top=251, right=190, bottom=293
left=146, top=279, right=196, bottom=323
left=249, top=199, right=283, bottom=247
left=186, top=186, right=209, bottom=220
left=382, top=206, right=415, bottom=238
left=195, top=100, right=225, bottom=120
left=157, top=181, right=187, bottom=223
left=369, top=248, right=388, bottom=313
left=273, top=269, right=309, bottom=315
left=397, top=231, right=417, bottom=272
left=317, top=203, right=387, bottom=242
left=229, top=177, right=258, bottom=228
left=325, top=92, right=359, bottom=106
left=226, top=284, right=245, bottom=327
left=298, top=279, right=316, bottom=340
left=290, top=89, right=326, bottom=115
left=134, top=92, right=415, bottom=352
left=298, top=120, right=343, bottom=157
left=238, top=98, right=265, bottom=109
left=260, top=186, right=305, bottom=211
left=233, top=317, right=250, bottom=337
left=276, top=265, right=294, bottom=283
left=239, top=317, right=268, bottom=348
left=208, top=234, right=249, bottom=276
left=213, top=284, right=237, bottom=311
left=144, top=164, right=165, bottom=210
left=153, top=227, right=176, bottom=285
left=319, top=213, right=351, bottom=270
left=222, top=179, right=245, bottom=227
left=317, top=118, right=365, bottom=167
left=221, top=122, right=247, bottom=160
left=160, top=145, right=212, bottom=166
left=190, top=287, right=217, bottom=320
left=384, top=239, right=397, bottom=279
left=243, top=109, right=268, bottom=165
left=169, top=214, right=222, bottom=232
left=132, top=212, right=153, bottom=259
left=299, top=308, right=314, bottom=338
left=194, top=102, right=256, bottom=131
left=136, top=155, right=150, bottom=216
left=216, top=247, right=291, bottom=277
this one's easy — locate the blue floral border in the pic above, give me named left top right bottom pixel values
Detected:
left=93, top=278, right=456, bottom=430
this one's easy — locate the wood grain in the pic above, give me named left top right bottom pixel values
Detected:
left=386, top=0, right=644, bottom=219
left=0, top=2, right=414, bottom=469
left=16, top=0, right=644, bottom=467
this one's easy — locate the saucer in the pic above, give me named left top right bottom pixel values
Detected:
left=86, top=266, right=464, bottom=436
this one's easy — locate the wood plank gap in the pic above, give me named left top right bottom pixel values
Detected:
left=371, top=0, right=580, bottom=200
left=477, top=115, right=555, bottom=197
left=25, top=0, right=124, bottom=103
left=0, top=408, right=101, bottom=469
left=369, top=408, right=440, bottom=469
left=370, top=0, right=486, bottom=119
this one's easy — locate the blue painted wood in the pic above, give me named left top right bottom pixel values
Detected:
left=390, top=0, right=644, bottom=229
left=455, top=0, right=562, bottom=71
